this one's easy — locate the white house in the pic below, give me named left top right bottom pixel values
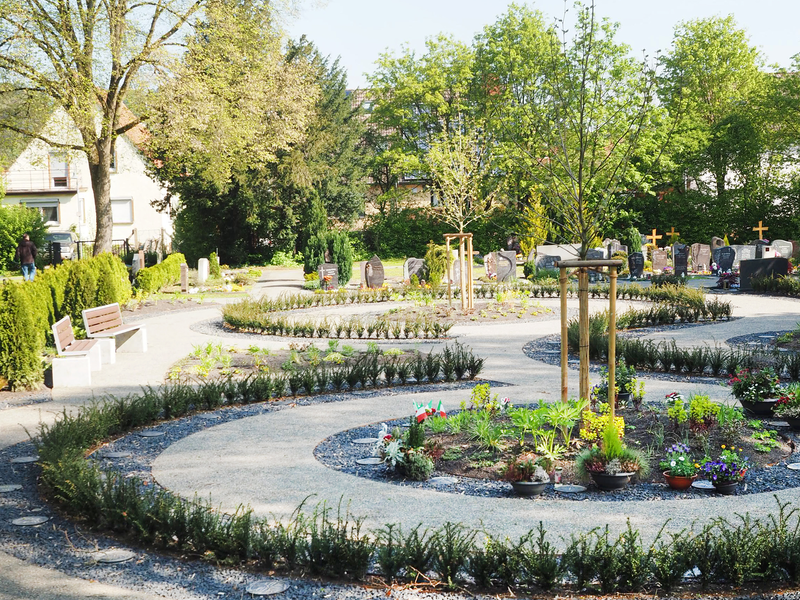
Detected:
left=1, top=105, right=173, bottom=251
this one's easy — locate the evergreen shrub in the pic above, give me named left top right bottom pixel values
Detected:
left=134, top=253, right=186, bottom=295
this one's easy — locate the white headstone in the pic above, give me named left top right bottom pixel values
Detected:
left=197, top=258, right=209, bottom=284
left=131, top=253, right=142, bottom=275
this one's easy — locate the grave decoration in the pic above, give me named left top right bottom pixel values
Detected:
left=317, top=263, right=339, bottom=290
left=673, top=243, right=688, bottom=277
left=665, top=227, right=680, bottom=243
left=403, top=258, right=426, bottom=283
left=691, top=243, right=711, bottom=272
left=628, top=252, right=644, bottom=278
left=360, top=255, right=384, bottom=289
left=752, top=220, right=769, bottom=240
left=414, top=400, right=446, bottom=423
left=646, top=229, right=663, bottom=247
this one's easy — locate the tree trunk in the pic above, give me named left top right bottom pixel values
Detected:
left=89, top=139, right=115, bottom=255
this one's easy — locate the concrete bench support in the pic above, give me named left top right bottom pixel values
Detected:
left=114, top=327, right=147, bottom=353
left=52, top=354, right=91, bottom=388
left=97, top=338, right=116, bottom=364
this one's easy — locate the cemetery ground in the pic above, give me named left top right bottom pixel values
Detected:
left=4, top=268, right=800, bottom=598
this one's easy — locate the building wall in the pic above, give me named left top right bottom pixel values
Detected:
left=2, top=107, right=173, bottom=250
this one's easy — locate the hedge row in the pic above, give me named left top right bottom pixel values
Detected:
left=34, top=371, right=800, bottom=593
left=134, top=253, right=186, bottom=296
left=0, top=254, right=132, bottom=390
left=750, top=275, right=800, bottom=297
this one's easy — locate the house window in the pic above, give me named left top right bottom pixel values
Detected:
left=25, top=199, right=60, bottom=225
left=111, top=198, right=133, bottom=224
left=49, top=153, right=69, bottom=188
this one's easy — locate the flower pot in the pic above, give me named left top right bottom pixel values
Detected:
left=510, top=481, right=549, bottom=497
left=663, top=471, right=697, bottom=491
left=784, top=416, right=800, bottom=431
left=589, top=472, right=631, bottom=491
left=739, top=398, right=778, bottom=418
left=615, top=392, right=632, bottom=408
left=712, top=480, right=739, bottom=495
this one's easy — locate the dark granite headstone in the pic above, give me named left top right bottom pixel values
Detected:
left=361, top=255, right=384, bottom=289
left=673, top=244, right=689, bottom=276
left=691, top=243, right=711, bottom=272
left=628, top=252, right=645, bottom=278
left=754, top=240, right=770, bottom=259
left=537, top=255, right=561, bottom=271
left=403, top=258, right=426, bottom=282
left=714, top=246, right=736, bottom=273
left=586, top=248, right=605, bottom=260
left=652, top=249, right=668, bottom=272
left=739, top=258, right=790, bottom=291
left=496, top=250, right=517, bottom=282
left=318, top=263, right=339, bottom=290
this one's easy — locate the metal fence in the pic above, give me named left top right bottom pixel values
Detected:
left=74, top=240, right=131, bottom=261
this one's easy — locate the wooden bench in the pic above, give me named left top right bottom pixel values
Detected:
left=82, top=302, right=147, bottom=353
left=51, top=315, right=102, bottom=387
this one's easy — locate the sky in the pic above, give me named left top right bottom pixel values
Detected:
left=286, top=0, right=800, bottom=89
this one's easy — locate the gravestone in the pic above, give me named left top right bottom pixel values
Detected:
left=496, top=251, right=517, bottom=282
left=360, top=255, right=384, bottom=289
left=537, top=254, right=561, bottom=271
left=403, top=258, right=426, bottom=282
left=197, top=258, right=209, bottom=284
left=739, top=257, right=790, bottom=291
left=651, top=249, right=668, bottom=272
left=714, top=246, right=736, bottom=273
left=673, top=244, right=689, bottom=277
left=734, top=245, right=755, bottom=268
left=691, top=243, right=711, bottom=272
left=132, top=253, right=142, bottom=276
left=753, top=239, right=770, bottom=259
left=317, top=263, right=339, bottom=290
left=711, top=237, right=725, bottom=251
left=505, top=236, right=522, bottom=254
left=180, top=263, right=189, bottom=292
left=451, top=255, right=461, bottom=287
left=772, top=240, right=793, bottom=259
left=534, top=244, right=580, bottom=265
left=604, top=238, right=628, bottom=257
left=484, top=252, right=497, bottom=278
left=586, top=248, right=605, bottom=260
left=628, top=252, right=645, bottom=278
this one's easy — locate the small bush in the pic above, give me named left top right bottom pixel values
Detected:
left=134, top=253, right=186, bottom=295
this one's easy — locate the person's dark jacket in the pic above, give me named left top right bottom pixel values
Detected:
left=15, top=240, right=37, bottom=265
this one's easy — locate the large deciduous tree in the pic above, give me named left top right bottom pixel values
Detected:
left=0, top=0, right=207, bottom=252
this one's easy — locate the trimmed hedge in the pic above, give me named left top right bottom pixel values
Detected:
left=0, top=253, right=132, bottom=389
left=134, top=253, right=186, bottom=295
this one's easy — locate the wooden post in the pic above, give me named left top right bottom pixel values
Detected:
left=608, top=266, right=618, bottom=420
left=458, top=237, right=465, bottom=311
left=559, top=266, right=569, bottom=403
left=466, top=235, right=474, bottom=310
left=578, top=267, right=589, bottom=401
left=446, top=237, right=452, bottom=309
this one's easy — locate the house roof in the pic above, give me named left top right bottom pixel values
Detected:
left=0, top=90, right=151, bottom=170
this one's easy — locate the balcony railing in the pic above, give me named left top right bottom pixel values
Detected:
left=3, top=168, right=79, bottom=192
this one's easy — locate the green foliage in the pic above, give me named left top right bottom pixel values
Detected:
left=302, top=231, right=353, bottom=285
left=62, top=260, right=98, bottom=322
left=0, top=204, right=47, bottom=271
left=134, top=253, right=186, bottom=296
left=0, top=282, right=43, bottom=389
left=208, top=252, right=221, bottom=278
left=423, top=241, right=447, bottom=287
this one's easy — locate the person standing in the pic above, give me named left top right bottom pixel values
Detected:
left=15, top=233, right=37, bottom=281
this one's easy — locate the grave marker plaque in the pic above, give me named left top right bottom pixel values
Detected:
left=537, top=255, right=561, bottom=271
left=673, top=244, right=689, bottom=276
left=628, top=252, right=644, bottom=278
left=496, top=250, right=517, bottom=282
left=403, top=258, right=426, bottom=282
left=651, top=249, right=668, bottom=272
left=691, top=243, right=711, bottom=272
left=715, top=246, right=736, bottom=273
left=360, top=255, right=384, bottom=289
left=317, top=263, right=339, bottom=290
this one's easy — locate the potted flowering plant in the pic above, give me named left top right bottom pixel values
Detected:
left=701, top=446, right=750, bottom=494
left=659, top=443, right=698, bottom=490
left=575, top=421, right=648, bottom=491
left=501, top=453, right=550, bottom=497
left=728, top=367, right=782, bottom=417
left=592, top=359, right=638, bottom=407
left=775, top=384, right=800, bottom=430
